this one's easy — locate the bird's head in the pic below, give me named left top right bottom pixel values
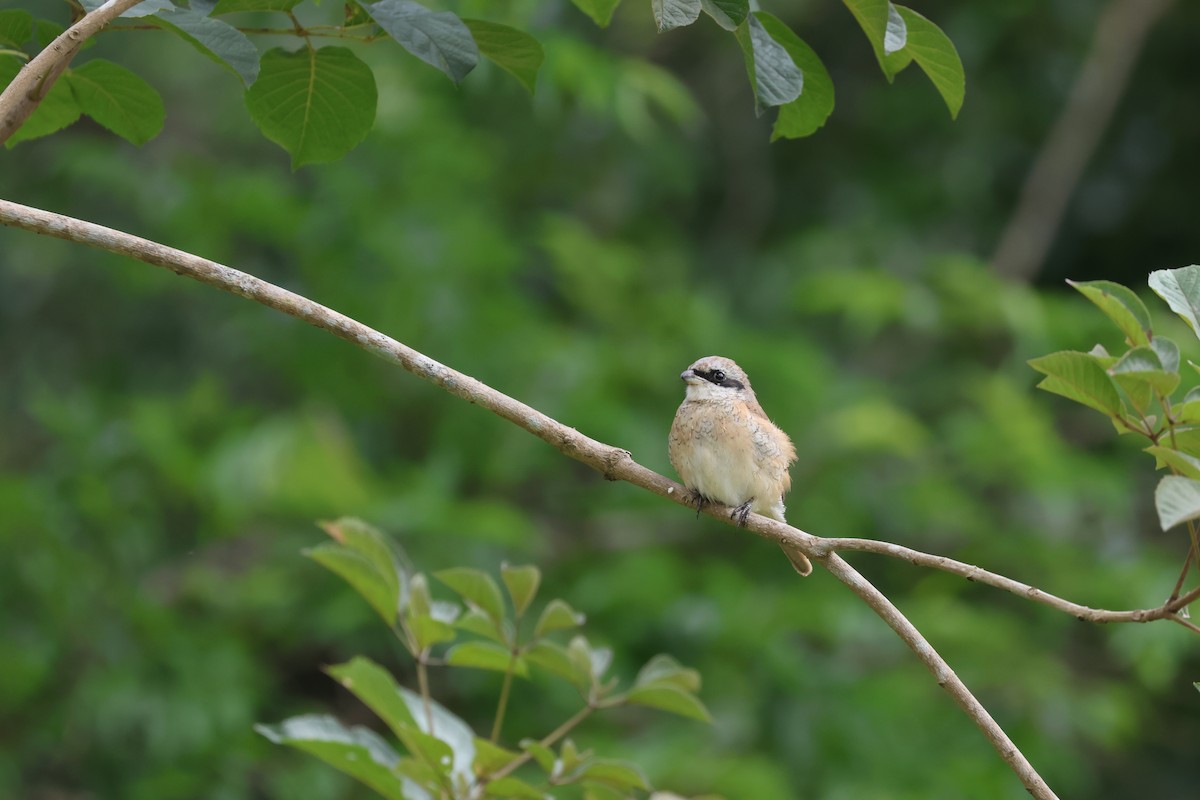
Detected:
left=679, top=356, right=753, bottom=402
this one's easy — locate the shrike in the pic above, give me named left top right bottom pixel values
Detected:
left=668, top=356, right=812, bottom=575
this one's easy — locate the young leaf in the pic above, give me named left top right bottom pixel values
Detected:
left=1028, top=351, right=1123, bottom=417
left=255, top=715, right=408, bottom=800
left=245, top=47, right=377, bottom=168
left=445, top=641, right=529, bottom=676
left=66, top=59, right=165, bottom=145
left=525, top=641, right=589, bottom=691
left=485, top=777, right=546, bottom=798
left=409, top=612, right=458, bottom=650
left=462, top=19, right=543, bottom=94
left=456, top=608, right=508, bottom=644
left=700, top=0, right=748, bottom=31
left=1149, top=266, right=1200, bottom=340
left=623, top=683, right=713, bottom=722
left=735, top=14, right=804, bottom=110
left=754, top=13, right=834, bottom=140
left=320, top=518, right=410, bottom=605
left=500, top=563, right=541, bottom=618
left=652, top=0, right=702, bottom=33
left=434, top=567, right=506, bottom=624
left=473, top=737, right=520, bottom=774
left=325, top=657, right=418, bottom=740
left=887, top=5, right=964, bottom=118
left=570, top=0, right=623, bottom=28
left=151, top=7, right=261, bottom=86
left=1067, top=279, right=1153, bottom=346
left=1155, top=475, right=1200, bottom=530
left=534, top=599, right=586, bottom=638
left=576, top=759, right=650, bottom=791
left=305, top=544, right=398, bottom=624
left=519, top=738, right=557, bottom=772
left=1144, top=446, right=1200, bottom=480
left=634, top=654, right=701, bottom=692
left=365, top=0, right=478, bottom=84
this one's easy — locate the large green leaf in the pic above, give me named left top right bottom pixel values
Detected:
left=244, top=46, right=377, bottom=168
left=1149, top=266, right=1200, bottom=341
left=754, top=13, right=834, bottom=140
left=1155, top=475, right=1200, bottom=530
left=462, top=19, right=543, bottom=94
left=884, top=5, right=964, bottom=118
left=570, top=0, right=623, bottom=28
left=0, top=58, right=82, bottom=147
left=1144, top=446, right=1200, bottom=480
left=1067, top=279, right=1153, bottom=346
left=305, top=544, right=398, bottom=624
left=0, top=9, right=33, bottom=48
left=652, top=0, right=702, bottom=32
left=445, top=641, right=528, bottom=676
left=325, top=657, right=418, bottom=741
left=1108, top=346, right=1180, bottom=398
left=735, top=13, right=803, bottom=110
left=366, top=0, right=478, bottom=84
left=65, top=59, right=165, bottom=145
left=434, top=567, right=506, bottom=624
left=255, top=715, right=410, bottom=800
left=151, top=7, right=260, bottom=85
left=840, top=0, right=890, bottom=65
left=1028, top=351, right=1123, bottom=417
left=700, top=0, right=747, bottom=31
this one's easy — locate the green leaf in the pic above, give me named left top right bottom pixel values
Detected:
left=700, top=0, right=747, bottom=30
left=151, top=8, right=260, bottom=85
left=255, top=715, right=408, bottom=800
left=473, top=737, right=520, bottom=774
left=1109, top=346, right=1180, bottom=397
left=65, top=59, right=164, bottom=145
left=652, top=0, right=702, bottom=32
left=1144, top=446, right=1200, bottom=480
left=499, top=563, right=541, bottom=618
left=519, top=738, right=557, bottom=772
left=0, top=58, right=82, bottom=147
left=445, top=641, right=528, bottom=676
left=456, top=608, right=508, bottom=644
left=325, top=657, right=418, bottom=740
left=366, top=0, right=478, bottom=84
left=533, top=598, right=585, bottom=638
left=754, top=13, right=834, bottom=140
left=305, top=544, right=398, bottom=624
left=1163, top=429, right=1200, bottom=459
left=1155, top=475, right=1200, bottom=530
left=1028, top=351, right=1123, bottom=417
left=486, top=776, right=546, bottom=798
left=1067, top=279, right=1153, bottom=346
left=409, top=612, right=458, bottom=650
left=567, top=635, right=611, bottom=684
left=1152, top=337, right=1181, bottom=374
left=434, top=567, right=506, bottom=624
left=570, top=0, right=623, bottom=28
left=462, top=19, right=543, bottom=94
left=524, top=641, right=589, bottom=691
left=886, top=5, right=964, bottom=118
left=0, top=9, right=33, bottom=48
left=1150, top=266, right=1200, bottom=340
left=79, top=0, right=176, bottom=18
left=321, top=518, right=410, bottom=597
left=245, top=46, right=376, bottom=168
left=735, top=13, right=803, bottom=110
left=841, top=0, right=889, bottom=64
left=634, top=654, right=701, bottom=692
left=211, top=0, right=305, bottom=12
left=576, top=759, right=650, bottom=791
left=623, top=682, right=712, bottom=722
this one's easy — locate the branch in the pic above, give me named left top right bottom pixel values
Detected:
left=0, top=197, right=1139, bottom=799
left=990, top=0, right=1175, bottom=281
left=817, top=537, right=1200, bottom=625
left=0, top=0, right=145, bottom=146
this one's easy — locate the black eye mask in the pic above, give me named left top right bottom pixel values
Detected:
left=697, top=369, right=744, bottom=390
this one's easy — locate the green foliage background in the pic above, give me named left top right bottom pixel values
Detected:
left=2, top=1, right=1199, bottom=798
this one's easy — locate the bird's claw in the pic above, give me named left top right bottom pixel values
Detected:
left=687, top=489, right=709, bottom=518
left=731, top=501, right=753, bottom=527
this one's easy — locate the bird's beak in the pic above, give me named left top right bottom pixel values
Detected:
left=680, top=369, right=702, bottom=384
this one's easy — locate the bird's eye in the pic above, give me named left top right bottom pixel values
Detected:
left=711, top=370, right=726, bottom=383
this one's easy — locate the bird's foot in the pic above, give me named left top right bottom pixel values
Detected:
left=687, top=489, right=710, bottom=519
left=731, top=500, right=753, bottom=527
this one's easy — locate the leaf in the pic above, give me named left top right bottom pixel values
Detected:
left=735, top=13, right=803, bottom=110
left=325, top=657, right=418, bottom=740
left=486, top=777, right=546, bottom=798
left=1144, top=446, right=1200, bottom=480
left=434, top=567, right=506, bottom=624
left=570, top=0, right=623, bottom=28
left=652, top=0, right=702, bottom=32
left=519, top=738, right=557, bottom=772
left=624, top=682, right=712, bottom=722
left=1067, top=279, right=1153, bottom=346
left=1028, top=351, right=1123, bottom=417
left=1153, top=337, right=1181, bottom=374
left=80, top=0, right=176, bottom=18
left=462, top=19, right=543, bottom=94
left=245, top=46, right=377, bottom=167
left=305, top=544, right=398, bottom=624
left=499, top=563, right=541, bottom=617
left=755, top=13, right=834, bottom=140
left=534, top=599, right=586, bottom=638
left=887, top=5, right=965, bottom=118
left=840, top=0, right=889, bottom=63
left=1155, top=475, right=1200, bottom=530
left=525, top=641, right=589, bottom=691
left=65, top=59, right=164, bottom=145
left=883, top=3, right=906, bottom=54
left=320, top=518, right=410, bottom=599
left=445, top=641, right=528, bottom=676
left=0, top=9, right=33, bottom=48
left=151, top=7, right=260, bottom=86
left=1109, top=346, right=1180, bottom=397
left=255, top=715, right=409, bottom=800
left=634, top=654, right=701, bottom=692
left=473, top=737, right=520, bottom=774
left=700, top=0, right=747, bottom=31
left=567, top=635, right=611, bottom=684
left=0, top=58, right=82, bottom=147
left=456, top=608, right=508, bottom=644
left=366, top=0, right=478, bottom=84
left=1150, top=266, right=1200, bottom=340
left=576, top=759, right=650, bottom=791
left=409, top=612, right=458, bottom=650
left=212, top=0, right=305, bottom=12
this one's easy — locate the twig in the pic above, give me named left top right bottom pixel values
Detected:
left=990, top=0, right=1175, bottom=281
left=0, top=0, right=145, bottom=145
left=480, top=704, right=594, bottom=790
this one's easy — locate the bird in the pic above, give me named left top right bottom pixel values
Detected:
left=668, top=356, right=812, bottom=576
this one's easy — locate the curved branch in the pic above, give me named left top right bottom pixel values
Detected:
left=0, top=0, right=145, bottom=145
left=818, top=537, right=1200, bottom=625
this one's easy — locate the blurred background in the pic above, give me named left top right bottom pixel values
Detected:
left=2, top=0, right=1198, bottom=798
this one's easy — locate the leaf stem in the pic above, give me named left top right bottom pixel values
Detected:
left=417, top=651, right=435, bottom=735
left=490, top=656, right=517, bottom=742
left=482, top=704, right=595, bottom=788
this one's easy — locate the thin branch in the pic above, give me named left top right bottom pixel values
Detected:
left=0, top=0, right=145, bottom=145
left=817, top=538, right=1200, bottom=626
left=990, top=0, right=1175, bottom=281
left=480, top=704, right=595, bottom=791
